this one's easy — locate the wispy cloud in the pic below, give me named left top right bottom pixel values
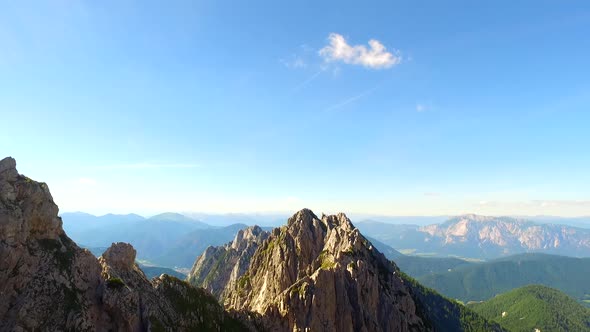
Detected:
left=93, top=163, right=200, bottom=170
left=476, top=199, right=590, bottom=208
left=78, top=178, right=97, bottom=185
left=281, top=44, right=315, bottom=69
left=290, top=70, right=323, bottom=93
left=319, top=33, right=401, bottom=69
left=424, top=192, right=442, bottom=197
left=416, top=103, right=427, bottom=112
left=532, top=200, right=590, bottom=208
left=322, top=86, right=378, bottom=113
left=280, top=55, right=306, bottom=69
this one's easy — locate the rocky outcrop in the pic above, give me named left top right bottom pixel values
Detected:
left=223, top=209, right=428, bottom=332
left=0, top=157, right=65, bottom=244
left=187, top=225, right=269, bottom=300
left=0, top=157, right=113, bottom=331
left=0, top=157, right=246, bottom=332
left=99, top=242, right=246, bottom=332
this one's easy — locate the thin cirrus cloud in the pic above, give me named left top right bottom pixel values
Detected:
left=290, top=70, right=323, bottom=93
left=532, top=200, right=590, bottom=208
left=322, top=86, right=379, bottom=113
left=92, top=162, right=201, bottom=170
left=77, top=178, right=97, bottom=186
left=478, top=200, right=590, bottom=208
left=280, top=55, right=307, bottom=69
left=319, top=33, right=401, bottom=69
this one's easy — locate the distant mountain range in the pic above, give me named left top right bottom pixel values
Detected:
left=357, top=214, right=590, bottom=259
left=468, top=285, right=590, bottom=332
left=139, top=264, right=187, bottom=279
left=64, top=211, right=590, bottom=271
left=61, top=212, right=266, bottom=268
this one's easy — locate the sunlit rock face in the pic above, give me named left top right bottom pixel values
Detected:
left=0, top=156, right=112, bottom=331
left=419, top=214, right=590, bottom=255
left=220, top=209, right=428, bottom=332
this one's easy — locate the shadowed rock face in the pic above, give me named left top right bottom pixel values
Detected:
left=0, top=157, right=246, bottom=332
left=187, top=225, right=269, bottom=300
left=222, top=209, right=428, bottom=332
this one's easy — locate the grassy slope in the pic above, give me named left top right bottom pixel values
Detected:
left=400, top=272, right=506, bottom=332
left=152, top=275, right=247, bottom=332
left=468, top=285, right=590, bottom=332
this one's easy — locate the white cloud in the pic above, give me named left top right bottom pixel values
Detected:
left=319, top=33, right=401, bottom=69
left=416, top=103, right=426, bottom=112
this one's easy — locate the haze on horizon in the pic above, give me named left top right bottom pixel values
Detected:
left=2, top=1, right=589, bottom=217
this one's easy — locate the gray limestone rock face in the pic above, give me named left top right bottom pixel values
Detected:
left=0, top=157, right=63, bottom=245
left=0, top=157, right=113, bottom=331
left=222, top=209, right=428, bottom=332
left=187, top=225, right=269, bottom=301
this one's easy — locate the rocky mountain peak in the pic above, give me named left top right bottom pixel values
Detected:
left=222, top=209, right=428, bottom=331
left=0, top=157, right=62, bottom=245
left=231, top=225, right=266, bottom=251
left=287, top=208, right=319, bottom=227
left=322, top=212, right=355, bottom=231
left=100, top=242, right=137, bottom=271
left=0, top=156, right=17, bottom=179
left=189, top=225, right=270, bottom=300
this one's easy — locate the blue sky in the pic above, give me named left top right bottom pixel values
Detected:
left=1, top=1, right=589, bottom=216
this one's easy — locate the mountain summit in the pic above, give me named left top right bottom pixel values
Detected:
left=191, top=208, right=504, bottom=332
left=224, top=209, right=427, bottom=331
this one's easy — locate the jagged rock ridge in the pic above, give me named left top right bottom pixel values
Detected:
left=187, top=225, right=269, bottom=300
left=226, top=209, right=428, bottom=331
